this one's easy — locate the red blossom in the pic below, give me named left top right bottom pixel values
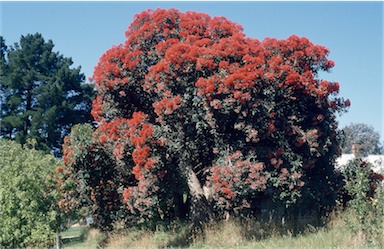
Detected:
left=86, top=8, right=348, bottom=219
left=55, top=166, right=64, bottom=174
left=344, top=99, right=351, bottom=107
left=268, top=123, right=276, bottom=134
left=153, top=94, right=182, bottom=117
left=91, top=96, right=103, bottom=122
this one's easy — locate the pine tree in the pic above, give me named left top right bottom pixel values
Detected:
left=0, top=33, right=94, bottom=156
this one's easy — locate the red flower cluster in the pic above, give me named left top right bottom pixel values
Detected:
left=54, top=136, right=82, bottom=214
left=369, top=171, right=384, bottom=195
left=122, top=172, right=160, bottom=217
left=96, top=111, right=157, bottom=180
left=153, top=91, right=182, bottom=119
left=91, top=96, right=103, bottom=122
left=209, top=151, right=269, bottom=211
left=62, top=136, right=75, bottom=166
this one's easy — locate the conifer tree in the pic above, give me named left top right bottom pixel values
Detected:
left=0, top=33, right=94, bottom=155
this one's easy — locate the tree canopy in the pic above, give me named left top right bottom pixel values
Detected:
left=341, top=123, right=382, bottom=155
left=0, top=33, right=94, bottom=156
left=56, top=9, right=350, bottom=229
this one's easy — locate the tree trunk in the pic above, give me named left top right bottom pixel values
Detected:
left=175, top=124, right=213, bottom=231
left=23, top=89, right=32, bottom=139
left=179, top=160, right=213, bottom=230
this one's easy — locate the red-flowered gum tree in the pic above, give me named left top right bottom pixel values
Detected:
left=56, top=8, right=350, bottom=229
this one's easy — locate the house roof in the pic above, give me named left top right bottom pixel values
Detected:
left=335, top=154, right=384, bottom=173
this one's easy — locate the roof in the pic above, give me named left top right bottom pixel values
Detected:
left=335, top=154, right=384, bottom=173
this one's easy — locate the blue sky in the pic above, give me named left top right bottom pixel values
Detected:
left=1, top=2, right=383, bottom=138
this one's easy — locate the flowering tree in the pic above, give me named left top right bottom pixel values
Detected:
left=57, top=8, right=349, bottom=228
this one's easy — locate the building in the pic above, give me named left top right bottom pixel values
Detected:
left=336, top=154, right=384, bottom=173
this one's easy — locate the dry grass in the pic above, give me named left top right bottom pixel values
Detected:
left=105, top=229, right=165, bottom=249
left=189, top=212, right=379, bottom=249
left=65, top=211, right=383, bottom=249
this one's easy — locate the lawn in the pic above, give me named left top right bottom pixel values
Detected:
left=61, top=226, right=105, bottom=249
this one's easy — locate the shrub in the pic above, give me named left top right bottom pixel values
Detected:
left=343, top=158, right=384, bottom=246
left=0, top=139, right=59, bottom=247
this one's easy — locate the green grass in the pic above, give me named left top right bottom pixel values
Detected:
left=62, top=212, right=383, bottom=249
left=60, top=227, right=86, bottom=239
left=61, top=226, right=106, bottom=249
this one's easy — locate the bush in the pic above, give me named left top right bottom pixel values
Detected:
left=0, top=139, right=59, bottom=248
left=343, top=158, right=384, bottom=246
left=54, top=123, right=128, bottom=230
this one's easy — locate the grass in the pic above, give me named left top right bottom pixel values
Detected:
left=62, top=211, right=383, bottom=249
left=184, top=213, right=371, bottom=249
left=60, top=227, right=86, bottom=239
left=61, top=227, right=105, bottom=249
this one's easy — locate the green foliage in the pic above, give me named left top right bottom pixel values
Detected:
left=343, top=158, right=384, bottom=247
left=0, top=34, right=94, bottom=156
left=0, top=139, right=60, bottom=248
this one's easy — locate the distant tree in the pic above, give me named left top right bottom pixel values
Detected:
left=0, top=34, right=94, bottom=156
left=0, top=139, right=60, bottom=248
left=341, top=123, right=382, bottom=155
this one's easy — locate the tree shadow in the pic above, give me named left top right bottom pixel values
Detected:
left=238, top=214, right=325, bottom=241
left=160, top=223, right=206, bottom=248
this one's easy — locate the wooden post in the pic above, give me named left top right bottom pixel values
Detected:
left=56, top=230, right=61, bottom=249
